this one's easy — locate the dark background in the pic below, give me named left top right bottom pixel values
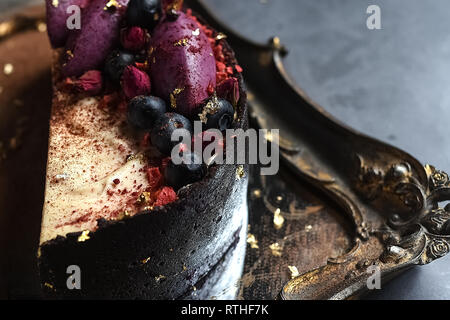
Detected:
left=2, top=0, right=450, bottom=299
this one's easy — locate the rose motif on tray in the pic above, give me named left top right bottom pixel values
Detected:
left=427, top=239, right=450, bottom=259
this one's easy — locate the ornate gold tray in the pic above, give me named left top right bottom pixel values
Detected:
left=1, top=1, right=449, bottom=300
left=187, top=0, right=450, bottom=299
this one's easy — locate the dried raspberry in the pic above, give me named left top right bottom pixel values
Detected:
left=154, top=186, right=177, bottom=207
left=217, top=77, right=240, bottom=106
left=235, top=65, right=243, bottom=73
left=216, top=61, right=226, bottom=72
left=216, top=71, right=228, bottom=83
left=207, top=83, right=215, bottom=96
left=74, top=70, right=103, bottom=95
left=100, top=93, right=119, bottom=109
left=120, top=27, right=148, bottom=52
left=121, top=65, right=151, bottom=100
left=146, top=167, right=163, bottom=191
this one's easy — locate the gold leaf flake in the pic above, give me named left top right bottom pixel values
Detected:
left=3, top=63, right=13, bottom=75
left=174, top=38, right=189, bottom=47
left=117, top=210, right=131, bottom=220
left=215, top=32, right=227, bottom=40
left=236, top=165, right=245, bottom=180
left=155, top=275, right=166, bottom=282
left=169, top=87, right=184, bottom=109
left=77, top=230, right=90, bottom=242
left=52, top=0, right=59, bottom=8
left=66, top=50, right=74, bottom=60
left=247, top=233, right=259, bottom=249
left=183, top=265, right=187, bottom=271
left=141, top=257, right=151, bottom=264
left=269, top=242, right=283, bottom=257
left=198, top=95, right=219, bottom=123
left=135, top=192, right=151, bottom=205
left=273, top=208, right=284, bottom=230
left=44, top=282, right=54, bottom=290
left=288, top=265, right=299, bottom=279
left=104, top=0, right=121, bottom=10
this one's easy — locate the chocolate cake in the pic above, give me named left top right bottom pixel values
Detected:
left=38, top=0, right=248, bottom=299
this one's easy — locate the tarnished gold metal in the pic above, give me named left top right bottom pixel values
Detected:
left=188, top=0, right=450, bottom=300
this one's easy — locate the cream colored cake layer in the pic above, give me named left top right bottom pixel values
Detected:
left=40, top=92, right=150, bottom=244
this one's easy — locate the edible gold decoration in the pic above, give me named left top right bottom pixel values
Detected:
left=117, top=210, right=131, bottom=220
left=269, top=242, right=283, bottom=257
left=166, top=0, right=183, bottom=11
left=155, top=275, right=166, bottom=282
left=246, top=233, right=259, bottom=249
left=52, top=0, right=59, bottom=8
left=44, top=282, right=54, bottom=290
left=182, top=265, right=187, bottom=271
left=104, top=0, right=121, bottom=10
left=235, top=165, right=245, bottom=180
left=174, top=38, right=189, bottom=47
left=136, top=192, right=151, bottom=205
left=198, top=95, right=219, bottom=124
left=66, top=50, right=74, bottom=60
left=169, top=87, right=184, bottom=109
left=288, top=266, right=299, bottom=279
left=141, top=257, right=151, bottom=264
left=3, top=63, right=13, bottom=75
left=215, top=32, right=227, bottom=41
left=273, top=208, right=284, bottom=229
left=77, top=230, right=90, bottom=242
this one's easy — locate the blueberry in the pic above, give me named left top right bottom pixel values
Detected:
left=127, top=96, right=167, bottom=130
left=126, top=0, right=162, bottom=30
left=104, top=50, right=135, bottom=83
left=164, top=151, right=206, bottom=190
left=151, top=112, right=193, bottom=155
left=200, top=97, right=235, bottom=131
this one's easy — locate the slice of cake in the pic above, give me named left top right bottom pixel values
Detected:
left=39, top=0, right=248, bottom=299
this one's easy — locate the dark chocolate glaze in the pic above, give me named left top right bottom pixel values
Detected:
left=38, top=25, right=249, bottom=299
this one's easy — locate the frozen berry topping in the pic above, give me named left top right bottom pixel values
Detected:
left=49, top=0, right=244, bottom=212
